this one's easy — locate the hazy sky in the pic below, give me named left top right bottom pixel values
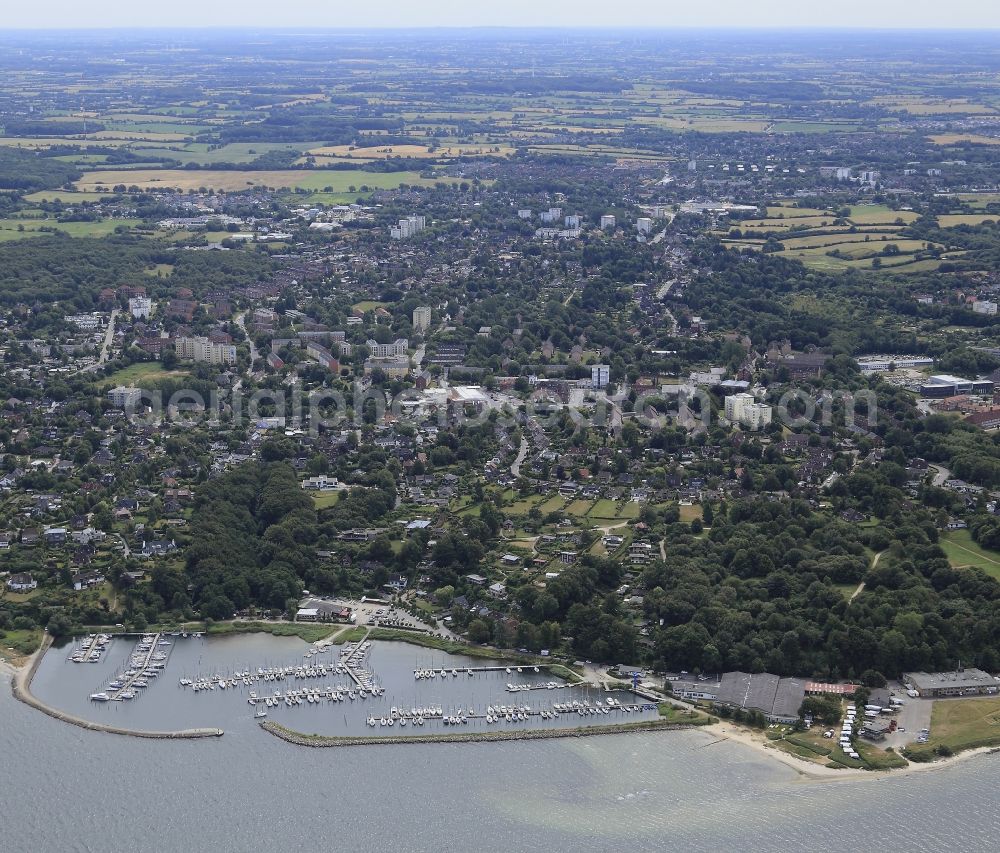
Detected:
left=3, top=0, right=998, bottom=30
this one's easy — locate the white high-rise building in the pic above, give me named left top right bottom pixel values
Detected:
left=725, top=393, right=772, bottom=430
left=600, top=214, right=616, bottom=229
left=129, top=297, right=153, bottom=319
left=175, top=336, right=237, bottom=365
left=636, top=217, right=653, bottom=235
left=107, top=386, right=142, bottom=408
left=390, top=215, right=427, bottom=240
left=412, top=306, right=432, bottom=333
left=366, top=338, right=409, bottom=358
left=591, top=364, right=610, bottom=389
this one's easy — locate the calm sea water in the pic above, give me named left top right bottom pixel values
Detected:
left=3, top=635, right=999, bottom=852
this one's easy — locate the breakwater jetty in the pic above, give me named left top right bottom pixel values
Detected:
left=260, top=717, right=698, bottom=748
left=10, top=635, right=223, bottom=740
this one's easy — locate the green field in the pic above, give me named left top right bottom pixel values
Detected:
left=0, top=217, right=140, bottom=241
left=23, top=190, right=112, bottom=204
left=939, top=530, right=1000, bottom=580
left=937, top=214, right=999, bottom=228
left=537, top=495, right=566, bottom=514
left=848, top=205, right=919, bottom=225
left=0, top=628, right=42, bottom=660
left=96, top=363, right=190, bottom=389
left=312, top=491, right=342, bottom=510
left=76, top=168, right=439, bottom=194
left=131, top=141, right=323, bottom=166
left=906, top=697, right=1000, bottom=760
left=565, top=499, right=595, bottom=516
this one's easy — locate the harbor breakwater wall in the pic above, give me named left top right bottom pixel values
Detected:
left=261, top=717, right=697, bottom=748
left=11, top=635, right=223, bottom=740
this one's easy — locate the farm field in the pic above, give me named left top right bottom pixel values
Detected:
left=847, top=205, right=919, bottom=225
left=130, top=141, right=323, bottom=165
left=928, top=133, right=1000, bottom=146
left=306, top=143, right=513, bottom=160
left=23, top=190, right=108, bottom=203
left=937, top=214, right=999, bottom=228
left=75, top=168, right=439, bottom=193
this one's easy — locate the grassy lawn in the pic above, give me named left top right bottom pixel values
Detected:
left=853, top=740, right=908, bottom=769
left=143, top=263, right=174, bottom=277
left=311, top=491, right=342, bottom=510
left=657, top=703, right=713, bottom=725
left=588, top=499, right=621, bottom=519
left=351, top=301, right=386, bottom=313
left=565, top=499, right=594, bottom=517
left=833, top=583, right=858, bottom=600
left=205, top=621, right=340, bottom=644
left=96, top=363, right=190, bottom=389
left=0, top=218, right=140, bottom=241
left=905, top=697, right=1000, bottom=761
left=939, top=530, right=1000, bottom=580
left=537, top=495, right=566, bottom=514
left=678, top=503, right=702, bottom=523
left=0, top=628, right=42, bottom=662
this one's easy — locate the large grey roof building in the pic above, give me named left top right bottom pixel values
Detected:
left=714, top=671, right=806, bottom=723
left=905, top=669, right=999, bottom=697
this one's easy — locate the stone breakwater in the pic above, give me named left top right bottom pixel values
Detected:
left=261, top=718, right=697, bottom=748
left=10, top=635, right=223, bottom=740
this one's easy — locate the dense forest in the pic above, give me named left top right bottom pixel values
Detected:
left=646, top=494, right=1000, bottom=680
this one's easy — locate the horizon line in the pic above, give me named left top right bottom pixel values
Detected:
left=0, top=24, right=998, bottom=34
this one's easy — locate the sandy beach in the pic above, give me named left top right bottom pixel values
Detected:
left=697, top=720, right=1000, bottom=782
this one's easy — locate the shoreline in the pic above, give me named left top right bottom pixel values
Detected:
left=7, top=635, right=223, bottom=740
left=697, top=721, right=1000, bottom=783
left=5, top=639, right=997, bottom=779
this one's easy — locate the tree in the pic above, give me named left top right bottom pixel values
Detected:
left=467, top=619, right=491, bottom=644
left=799, top=695, right=841, bottom=725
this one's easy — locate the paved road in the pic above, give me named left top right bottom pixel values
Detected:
left=235, top=311, right=260, bottom=371
left=930, top=464, right=951, bottom=487
left=510, top=437, right=529, bottom=477
left=77, top=308, right=118, bottom=374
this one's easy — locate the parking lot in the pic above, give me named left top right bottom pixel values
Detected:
left=317, top=597, right=454, bottom=636
left=882, top=694, right=933, bottom=750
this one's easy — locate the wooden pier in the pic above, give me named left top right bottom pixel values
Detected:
left=104, top=633, right=172, bottom=700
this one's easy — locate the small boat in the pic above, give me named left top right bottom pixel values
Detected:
left=90, top=692, right=110, bottom=702
left=255, top=709, right=267, bottom=719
